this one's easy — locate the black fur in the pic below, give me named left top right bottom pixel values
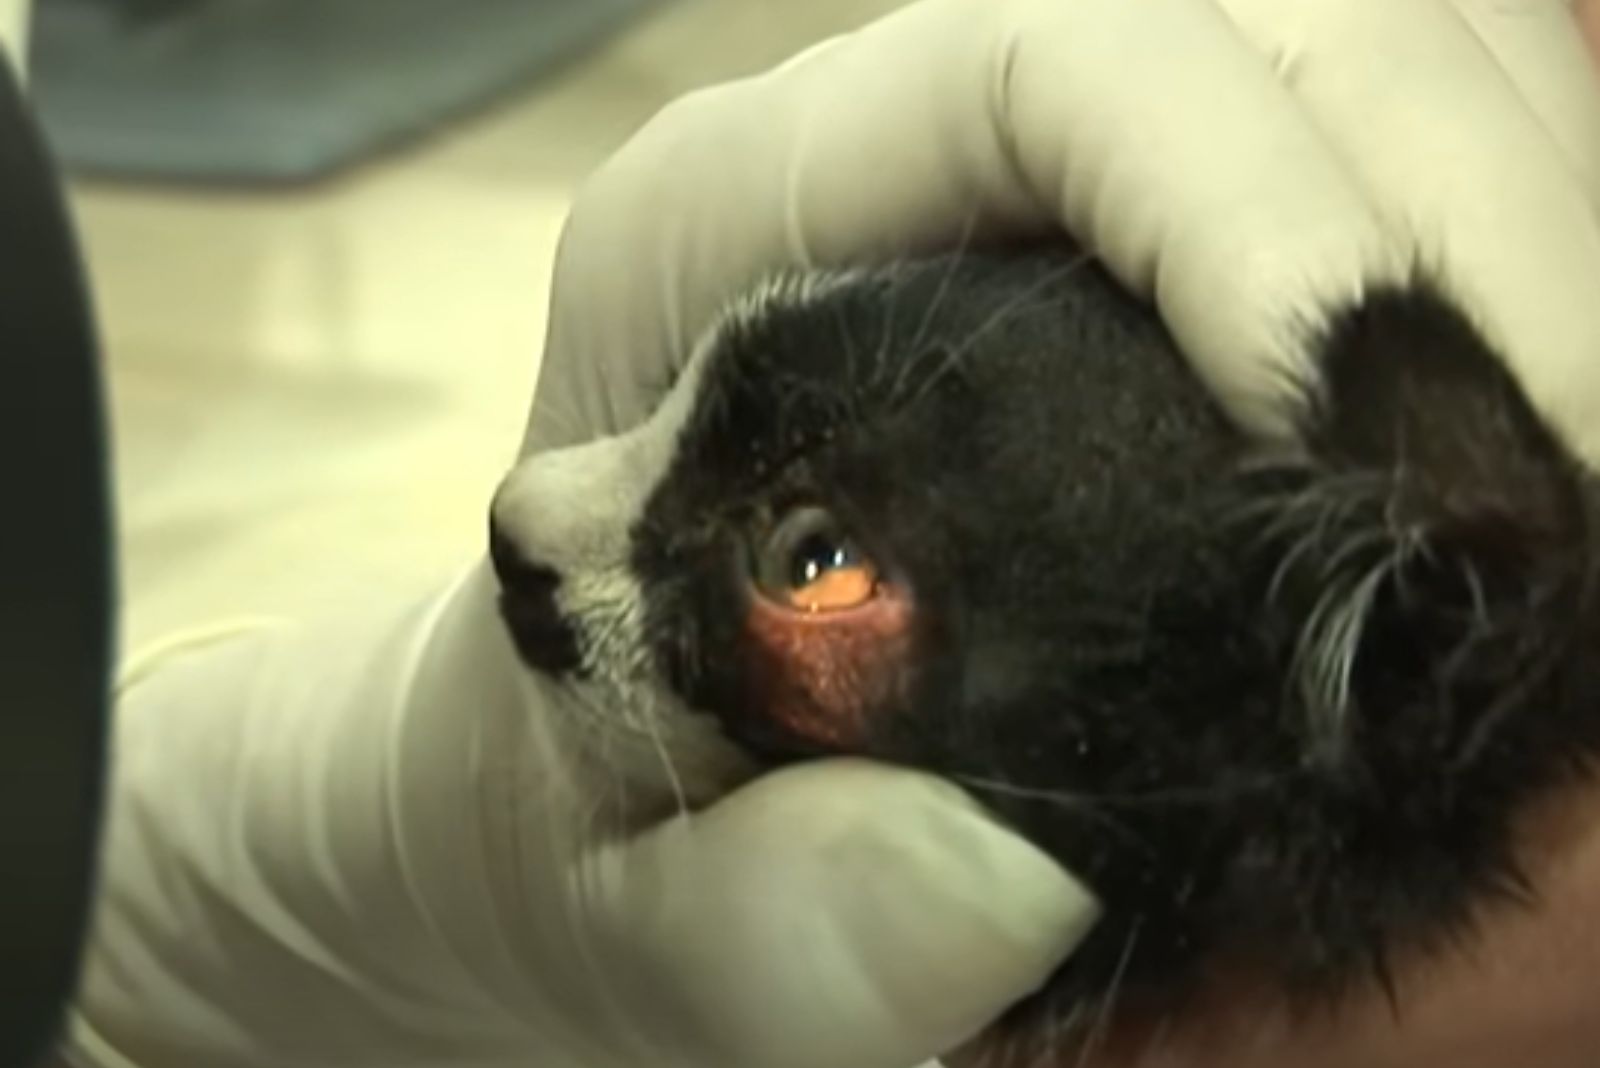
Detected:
left=631, top=250, right=1600, bottom=1032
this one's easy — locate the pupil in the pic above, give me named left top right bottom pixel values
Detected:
left=791, top=535, right=847, bottom=588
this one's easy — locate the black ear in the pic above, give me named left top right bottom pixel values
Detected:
left=1254, top=282, right=1593, bottom=769
left=1305, top=284, right=1580, bottom=546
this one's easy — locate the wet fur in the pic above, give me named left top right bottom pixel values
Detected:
left=498, top=249, right=1600, bottom=1044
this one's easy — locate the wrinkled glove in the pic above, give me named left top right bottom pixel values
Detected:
left=62, top=3, right=1600, bottom=1068
left=532, top=0, right=1600, bottom=462
left=66, top=585, right=1092, bottom=1068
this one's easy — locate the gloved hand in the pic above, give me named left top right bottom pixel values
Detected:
left=0, top=0, right=28, bottom=77
left=66, top=586, right=1093, bottom=1068
left=531, top=0, right=1600, bottom=463
left=62, top=3, right=1600, bottom=1068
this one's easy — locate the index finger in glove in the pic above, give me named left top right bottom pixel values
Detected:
left=524, top=0, right=1395, bottom=455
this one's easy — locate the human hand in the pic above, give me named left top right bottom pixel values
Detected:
left=529, top=0, right=1600, bottom=464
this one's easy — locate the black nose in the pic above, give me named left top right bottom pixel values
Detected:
left=488, top=523, right=582, bottom=676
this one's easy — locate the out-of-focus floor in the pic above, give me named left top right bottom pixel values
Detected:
left=75, top=0, right=903, bottom=653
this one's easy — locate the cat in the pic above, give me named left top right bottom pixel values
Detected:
left=489, top=247, right=1600, bottom=1047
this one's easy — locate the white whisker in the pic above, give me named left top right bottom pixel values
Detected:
left=1076, top=919, right=1142, bottom=1068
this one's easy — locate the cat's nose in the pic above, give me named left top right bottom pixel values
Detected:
left=489, top=522, right=582, bottom=676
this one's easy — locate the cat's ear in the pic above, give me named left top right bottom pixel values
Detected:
left=1250, top=282, right=1592, bottom=771
left=1302, top=283, right=1580, bottom=542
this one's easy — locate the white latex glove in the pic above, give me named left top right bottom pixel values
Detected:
left=65, top=575, right=1092, bottom=1068
left=0, top=0, right=29, bottom=78
left=62, top=3, right=1600, bottom=1068
left=529, top=0, right=1600, bottom=466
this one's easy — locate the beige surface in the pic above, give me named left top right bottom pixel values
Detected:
left=78, top=0, right=904, bottom=653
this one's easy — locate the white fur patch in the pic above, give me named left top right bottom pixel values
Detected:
left=494, top=270, right=871, bottom=806
left=493, top=318, right=750, bottom=807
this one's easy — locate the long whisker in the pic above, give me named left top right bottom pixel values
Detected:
left=640, top=693, right=690, bottom=819
left=1076, top=919, right=1142, bottom=1068
left=523, top=394, right=601, bottom=449
left=949, top=769, right=1290, bottom=809
left=905, top=209, right=982, bottom=359
left=895, top=253, right=1094, bottom=416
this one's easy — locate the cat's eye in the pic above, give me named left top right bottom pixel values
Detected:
left=752, top=506, right=880, bottom=613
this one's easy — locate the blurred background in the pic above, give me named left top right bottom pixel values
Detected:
left=24, top=0, right=902, bottom=652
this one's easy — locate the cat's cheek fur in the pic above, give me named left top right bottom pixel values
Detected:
left=741, top=590, right=915, bottom=748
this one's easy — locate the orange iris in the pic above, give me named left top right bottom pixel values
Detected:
left=785, top=561, right=879, bottom=613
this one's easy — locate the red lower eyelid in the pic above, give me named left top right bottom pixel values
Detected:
left=742, top=586, right=913, bottom=749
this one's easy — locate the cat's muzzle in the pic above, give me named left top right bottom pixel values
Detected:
left=489, top=521, right=583, bottom=676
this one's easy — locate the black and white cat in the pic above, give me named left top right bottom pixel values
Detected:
left=489, top=249, right=1600, bottom=1039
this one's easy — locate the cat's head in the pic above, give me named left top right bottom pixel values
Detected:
left=490, top=255, right=1239, bottom=802
left=490, top=249, right=1600, bottom=1022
